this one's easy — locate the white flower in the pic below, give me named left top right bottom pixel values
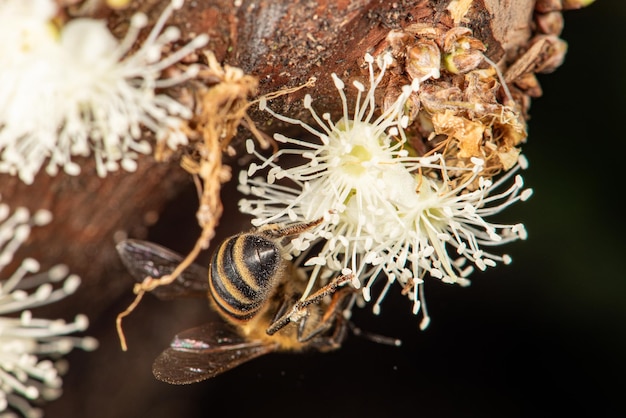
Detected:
left=0, top=0, right=208, bottom=184
left=358, top=155, right=532, bottom=328
left=239, top=53, right=532, bottom=328
left=241, top=53, right=419, bottom=258
left=0, top=202, right=97, bottom=417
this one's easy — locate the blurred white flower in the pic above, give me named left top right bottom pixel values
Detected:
left=0, top=0, right=208, bottom=184
left=239, top=53, right=532, bottom=328
left=0, top=202, right=97, bottom=417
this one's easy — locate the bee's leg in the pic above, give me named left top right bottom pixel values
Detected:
left=269, top=296, right=296, bottom=328
left=296, top=289, right=402, bottom=348
left=265, top=273, right=353, bottom=336
left=258, top=217, right=324, bottom=239
left=295, top=286, right=353, bottom=346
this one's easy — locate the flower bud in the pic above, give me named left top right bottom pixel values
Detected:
left=406, top=40, right=441, bottom=81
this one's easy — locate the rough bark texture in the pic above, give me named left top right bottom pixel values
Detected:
left=0, top=0, right=582, bottom=416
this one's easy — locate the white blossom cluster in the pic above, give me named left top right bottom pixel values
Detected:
left=239, top=53, right=532, bottom=328
left=0, top=201, right=97, bottom=418
left=0, top=0, right=208, bottom=184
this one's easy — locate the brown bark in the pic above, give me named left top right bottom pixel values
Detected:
left=1, top=0, right=581, bottom=416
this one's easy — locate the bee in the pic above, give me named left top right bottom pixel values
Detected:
left=116, top=219, right=354, bottom=384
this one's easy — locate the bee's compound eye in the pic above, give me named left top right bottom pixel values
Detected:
left=241, top=235, right=280, bottom=283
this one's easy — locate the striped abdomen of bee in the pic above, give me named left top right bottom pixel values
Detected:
left=209, top=232, right=282, bottom=322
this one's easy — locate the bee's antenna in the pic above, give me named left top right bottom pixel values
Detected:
left=348, top=322, right=402, bottom=347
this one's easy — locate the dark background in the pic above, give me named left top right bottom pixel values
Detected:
left=49, top=2, right=626, bottom=417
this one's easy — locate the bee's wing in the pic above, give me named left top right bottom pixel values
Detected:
left=153, top=319, right=278, bottom=384
left=116, top=239, right=209, bottom=300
